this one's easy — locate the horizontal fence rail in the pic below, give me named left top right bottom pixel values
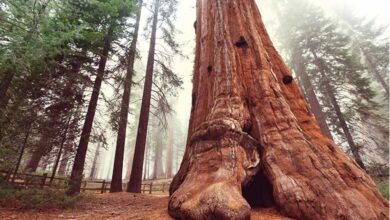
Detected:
left=0, top=170, right=171, bottom=194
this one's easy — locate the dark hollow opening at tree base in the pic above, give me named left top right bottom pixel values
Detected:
left=242, top=169, right=276, bottom=208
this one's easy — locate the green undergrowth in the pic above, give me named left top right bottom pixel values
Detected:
left=0, top=177, right=89, bottom=210
left=377, top=180, right=389, bottom=200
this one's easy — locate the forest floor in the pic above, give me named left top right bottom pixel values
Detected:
left=0, top=192, right=291, bottom=220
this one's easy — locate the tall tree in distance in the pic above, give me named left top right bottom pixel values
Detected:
left=127, top=0, right=160, bottom=192
left=165, top=119, right=174, bottom=178
left=89, top=143, right=101, bottom=179
left=267, top=0, right=388, bottom=169
left=67, top=0, right=135, bottom=195
left=111, top=0, right=143, bottom=193
left=169, top=0, right=388, bottom=219
left=152, top=127, right=164, bottom=179
left=67, top=24, right=114, bottom=195
left=127, top=0, right=182, bottom=193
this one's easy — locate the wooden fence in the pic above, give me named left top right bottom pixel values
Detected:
left=0, top=170, right=170, bottom=194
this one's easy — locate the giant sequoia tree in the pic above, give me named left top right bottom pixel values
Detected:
left=127, top=0, right=182, bottom=193
left=169, top=0, right=388, bottom=219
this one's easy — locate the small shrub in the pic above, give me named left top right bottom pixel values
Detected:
left=0, top=182, right=82, bottom=210
left=377, top=180, right=389, bottom=200
left=15, top=188, right=80, bottom=210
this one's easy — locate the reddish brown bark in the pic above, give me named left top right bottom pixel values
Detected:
left=127, top=0, right=159, bottom=193
left=169, top=1, right=388, bottom=219
left=111, top=0, right=143, bottom=193
left=67, top=25, right=114, bottom=195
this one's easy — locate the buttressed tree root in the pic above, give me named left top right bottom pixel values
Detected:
left=169, top=0, right=389, bottom=219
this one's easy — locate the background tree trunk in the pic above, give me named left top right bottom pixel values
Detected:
left=111, top=0, right=143, bottom=193
left=293, top=57, right=334, bottom=141
left=50, top=115, right=72, bottom=184
left=165, top=122, right=173, bottom=178
left=90, top=143, right=101, bottom=180
left=58, top=146, right=71, bottom=176
left=67, top=25, right=114, bottom=195
left=0, top=70, right=13, bottom=110
left=24, top=135, right=50, bottom=173
left=364, top=53, right=389, bottom=97
left=312, top=51, right=366, bottom=170
left=125, top=141, right=135, bottom=180
left=127, top=0, right=159, bottom=193
left=169, top=1, right=388, bottom=219
left=152, top=132, right=163, bottom=179
left=12, top=124, right=32, bottom=182
left=142, top=143, right=151, bottom=181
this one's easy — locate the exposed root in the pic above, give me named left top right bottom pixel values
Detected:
left=169, top=119, right=260, bottom=219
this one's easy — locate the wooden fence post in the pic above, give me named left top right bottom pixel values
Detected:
left=41, top=173, right=48, bottom=188
left=82, top=181, right=87, bottom=192
left=149, top=182, right=153, bottom=194
left=5, top=170, right=12, bottom=182
left=101, top=180, right=106, bottom=194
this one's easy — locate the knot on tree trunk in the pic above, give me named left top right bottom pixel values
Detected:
left=235, top=36, right=249, bottom=48
left=282, top=75, right=293, bottom=85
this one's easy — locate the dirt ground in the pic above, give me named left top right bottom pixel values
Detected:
left=0, top=193, right=291, bottom=220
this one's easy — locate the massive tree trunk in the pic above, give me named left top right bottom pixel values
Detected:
left=169, top=1, right=388, bottom=219
left=127, top=0, right=159, bottom=193
left=67, top=25, right=114, bottom=195
left=111, top=0, right=143, bottom=193
left=292, top=57, right=334, bottom=141
left=165, top=122, right=173, bottom=178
